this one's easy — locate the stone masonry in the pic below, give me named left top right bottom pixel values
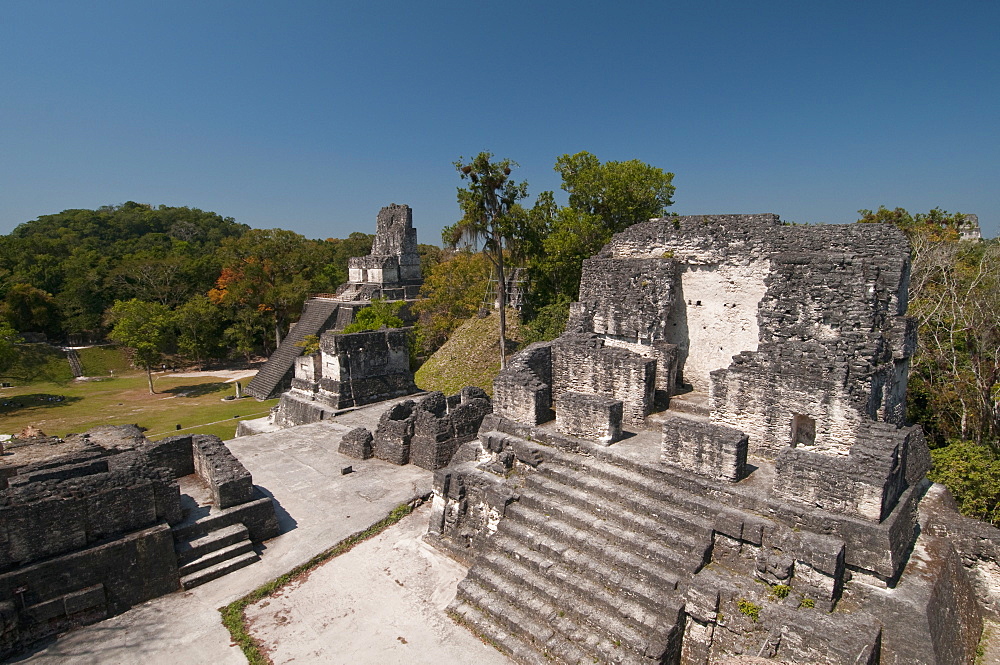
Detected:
left=0, top=425, right=279, bottom=659
left=427, top=214, right=1000, bottom=664
left=246, top=203, right=423, bottom=400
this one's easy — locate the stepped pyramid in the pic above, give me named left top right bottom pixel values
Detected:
left=427, top=215, right=1000, bottom=664
left=245, top=204, right=422, bottom=400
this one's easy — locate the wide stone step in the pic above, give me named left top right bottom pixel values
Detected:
left=516, top=486, right=701, bottom=576
left=474, top=547, right=657, bottom=656
left=466, top=563, right=653, bottom=664
left=522, top=470, right=710, bottom=557
left=499, top=503, right=681, bottom=593
left=448, top=599, right=550, bottom=665
left=178, top=538, right=255, bottom=577
left=174, top=523, right=249, bottom=566
left=180, top=550, right=260, bottom=590
left=487, top=530, right=670, bottom=624
left=540, top=445, right=721, bottom=522
left=456, top=575, right=647, bottom=665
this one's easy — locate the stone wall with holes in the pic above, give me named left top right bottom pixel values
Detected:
left=354, top=388, right=491, bottom=470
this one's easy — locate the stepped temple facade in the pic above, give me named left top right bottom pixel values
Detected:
left=245, top=203, right=422, bottom=400
left=427, top=214, right=1000, bottom=664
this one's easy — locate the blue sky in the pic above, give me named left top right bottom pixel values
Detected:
left=2, top=1, right=997, bottom=241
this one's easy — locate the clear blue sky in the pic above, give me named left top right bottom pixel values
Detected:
left=2, top=1, right=997, bottom=241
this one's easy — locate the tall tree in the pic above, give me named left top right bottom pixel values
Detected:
left=105, top=299, right=173, bottom=393
left=174, top=294, right=225, bottom=367
left=447, top=152, right=529, bottom=368
left=0, top=321, right=22, bottom=374
left=209, top=228, right=320, bottom=349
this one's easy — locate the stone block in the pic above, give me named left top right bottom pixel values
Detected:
left=555, top=391, right=623, bottom=444
left=339, top=427, right=373, bottom=460
left=661, top=418, right=748, bottom=482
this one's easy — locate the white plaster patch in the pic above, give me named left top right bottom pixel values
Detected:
left=667, top=261, right=769, bottom=392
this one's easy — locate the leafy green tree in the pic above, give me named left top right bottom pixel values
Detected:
left=224, top=309, right=268, bottom=367
left=929, top=440, right=1000, bottom=524
left=413, top=251, right=490, bottom=356
left=295, top=334, right=321, bottom=356
left=0, top=320, right=23, bottom=373
left=446, top=152, right=529, bottom=368
left=209, top=228, right=321, bottom=349
left=0, top=283, right=61, bottom=337
left=554, top=151, right=675, bottom=234
left=105, top=299, right=173, bottom=393
left=343, top=298, right=406, bottom=333
left=174, top=295, right=225, bottom=367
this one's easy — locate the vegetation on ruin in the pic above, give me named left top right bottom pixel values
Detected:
left=220, top=500, right=420, bottom=665
left=341, top=297, right=406, bottom=333
left=860, top=206, right=1000, bottom=523
left=414, top=309, right=524, bottom=396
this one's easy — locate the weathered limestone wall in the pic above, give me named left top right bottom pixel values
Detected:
left=661, top=418, right=748, bottom=482
left=192, top=435, right=254, bottom=510
left=493, top=342, right=553, bottom=425
left=665, top=261, right=768, bottom=392
left=348, top=204, right=421, bottom=285
left=551, top=333, right=655, bottom=427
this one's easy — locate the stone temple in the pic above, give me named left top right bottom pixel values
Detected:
left=426, top=214, right=1000, bottom=664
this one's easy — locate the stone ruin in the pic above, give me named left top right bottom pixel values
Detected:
left=0, top=425, right=278, bottom=658
left=427, top=214, right=1000, bottom=664
left=270, top=327, right=419, bottom=427
left=338, top=387, right=493, bottom=470
left=245, top=203, right=422, bottom=400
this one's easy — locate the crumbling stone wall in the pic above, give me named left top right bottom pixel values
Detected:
left=347, top=388, right=491, bottom=470
left=348, top=204, right=421, bottom=287
left=315, top=328, right=417, bottom=410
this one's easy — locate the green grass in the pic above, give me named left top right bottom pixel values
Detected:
left=219, top=501, right=421, bottom=665
left=77, top=345, right=133, bottom=377
left=415, top=309, right=524, bottom=397
left=0, top=343, right=74, bottom=385
left=0, top=373, right=276, bottom=440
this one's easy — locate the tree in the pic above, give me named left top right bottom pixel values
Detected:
left=554, top=151, right=675, bottom=234
left=526, top=152, right=676, bottom=313
left=342, top=298, right=406, bottom=333
left=209, top=229, right=320, bottom=349
left=0, top=283, right=61, bottom=337
left=105, top=299, right=173, bottom=393
left=446, top=152, right=529, bottom=369
left=0, top=320, right=22, bottom=374
left=174, top=295, right=225, bottom=367
left=413, top=251, right=490, bottom=356
left=224, top=309, right=267, bottom=367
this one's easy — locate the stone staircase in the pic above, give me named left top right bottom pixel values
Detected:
left=245, top=298, right=341, bottom=399
left=173, top=523, right=259, bottom=590
left=64, top=347, right=83, bottom=377
left=450, top=438, right=717, bottom=664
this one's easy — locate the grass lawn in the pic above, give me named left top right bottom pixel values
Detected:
left=0, top=372, right=277, bottom=441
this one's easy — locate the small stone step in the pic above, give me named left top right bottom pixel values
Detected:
left=180, top=550, right=260, bottom=590
left=448, top=600, right=549, bottom=665
left=174, top=523, right=249, bottom=566
left=543, top=445, right=720, bottom=521
left=487, top=531, right=669, bottom=627
left=178, top=538, right=255, bottom=577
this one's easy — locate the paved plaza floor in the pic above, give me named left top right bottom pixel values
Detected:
left=12, top=402, right=509, bottom=664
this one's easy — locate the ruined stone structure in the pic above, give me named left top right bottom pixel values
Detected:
left=338, top=388, right=493, bottom=470
left=0, top=425, right=278, bottom=658
left=427, top=214, right=1000, bottom=664
left=246, top=203, right=422, bottom=400
left=270, top=327, right=419, bottom=427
